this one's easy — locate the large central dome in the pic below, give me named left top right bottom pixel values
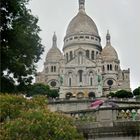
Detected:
left=65, top=0, right=99, bottom=37
left=63, top=0, right=101, bottom=51
left=66, top=11, right=99, bottom=37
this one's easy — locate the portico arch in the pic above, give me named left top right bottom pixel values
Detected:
left=77, top=92, right=84, bottom=99
left=65, top=92, right=73, bottom=99
left=88, top=92, right=95, bottom=98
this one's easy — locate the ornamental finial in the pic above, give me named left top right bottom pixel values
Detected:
left=79, top=0, right=85, bottom=11
left=106, top=30, right=111, bottom=45
left=52, top=32, right=57, bottom=47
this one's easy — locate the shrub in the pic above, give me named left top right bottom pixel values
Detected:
left=0, top=94, right=84, bottom=140
left=133, top=87, right=140, bottom=96
left=1, top=110, right=84, bottom=140
left=0, top=94, right=47, bottom=122
left=115, top=90, right=133, bottom=98
left=26, top=83, right=50, bottom=97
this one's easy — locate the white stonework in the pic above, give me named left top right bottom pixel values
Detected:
left=36, top=0, right=130, bottom=98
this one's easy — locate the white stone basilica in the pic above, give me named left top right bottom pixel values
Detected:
left=36, top=0, right=130, bottom=98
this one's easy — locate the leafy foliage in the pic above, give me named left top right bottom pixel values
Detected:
left=26, top=83, right=50, bottom=97
left=0, top=94, right=84, bottom=140
left=0, top=94, right=47, bottom=122
left=107, top=90, right=133, bottom=98
left=1, top=0, right=44, bottom=92
left=1, top=110, right=84, bottom=140
left=49, top=89, right=59, bottom=99
left=26, top=84, right=59, bottom=99
left=107, top=92, right=115, bottom=98
left=115, top=90, right=133, bottom=98
left=133, top=87, right=140, bottom=96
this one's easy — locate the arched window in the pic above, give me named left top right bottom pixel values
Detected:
left=110, top=64, right=112, bottom=71
left=78, top=52, right=83, bottom=64
left=88, top=92, right=95, bottom=98
left=66, top=92, right=72, bottom=99
left=89, top=71, right=93, bottom=76
left=74, top=36, right=78, bottom=39
left=80, top=36, right=84, bottom=39
left=91, top=51, right=94, bottom=60
left=107, top=65, right=110, bottom=71
left=86, top=50, right=89, bottom=58
left=122, top=72, right=124, bottom=80
left=70, top=51, right=73, bottom=60
left=77, top=92, right=84, bottom=99
left=117, top=65, right=118, bottom=71
left=51, top=66, right=53, bottom=72
left=85, top=36, right=89, bottom=39
left=66, top=53, right=68, bottom=62
left=78, top=70, right=83, bottom=82
left=90, top=77, right=93, bottom=86
left=69, top=78, right=71, bottom=87
left=115, top=65, right=118, bottom=71
left=54, top=66, right=56, bottom=72
left=102, top=65, right=105, bottom=72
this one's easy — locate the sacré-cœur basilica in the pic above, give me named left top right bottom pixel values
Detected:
left=36, top=0, right=130, bottom=99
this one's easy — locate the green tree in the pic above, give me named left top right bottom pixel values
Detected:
left=133, top=87, right=140, bottom=96
left=26, top=83, right=50, bottom=97
left=107, top=92, right=115, bottom=98
left=49, top=89, right=59, bottom=99
left=115, top=90, right=133, bottom=98
left=0, top=94, right=48, bottom=122
left=1, top=110, right=84, bottom=140
left=0, top=94, right=84, bottom=140
left=1, top=0, right=44, bottom=93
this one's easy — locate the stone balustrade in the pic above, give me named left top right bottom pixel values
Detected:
left=49, top=99, right=140, bottom=139
left=64, top=106, right=140, bottom=122
left=48, top=98, right=140, bottom=112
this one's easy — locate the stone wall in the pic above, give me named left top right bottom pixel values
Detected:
left=77, top=121, right=140, bottom=140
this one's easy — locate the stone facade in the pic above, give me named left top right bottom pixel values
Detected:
left=36, top=0, right=130, bottom=98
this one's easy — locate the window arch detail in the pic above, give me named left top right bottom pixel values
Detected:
left=78, top=70, right=83, bottom=82
left=86, top=50, right=90, bottom=58
left=91, top=51, right=94, bottom=60
left=70, top=51, right=73, bottom=60
left=110, top=64, right=112, bottom=71
left=69, top=78, right=71, bottom=87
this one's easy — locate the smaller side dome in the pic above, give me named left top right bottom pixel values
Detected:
left=46, top=33, right=63, bottom=62
left=101, top=31, right=118, bottom=61
left=46, top=47, right=63, bottom=62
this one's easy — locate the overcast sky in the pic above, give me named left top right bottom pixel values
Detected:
left=28, top=0, right=140, bottom=90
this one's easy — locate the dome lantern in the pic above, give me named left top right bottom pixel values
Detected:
left=79, top=0, right=85, bottom=12
left=106, top=30, right=111, bottom=45
left=52, top=32, right=57, bottom=47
